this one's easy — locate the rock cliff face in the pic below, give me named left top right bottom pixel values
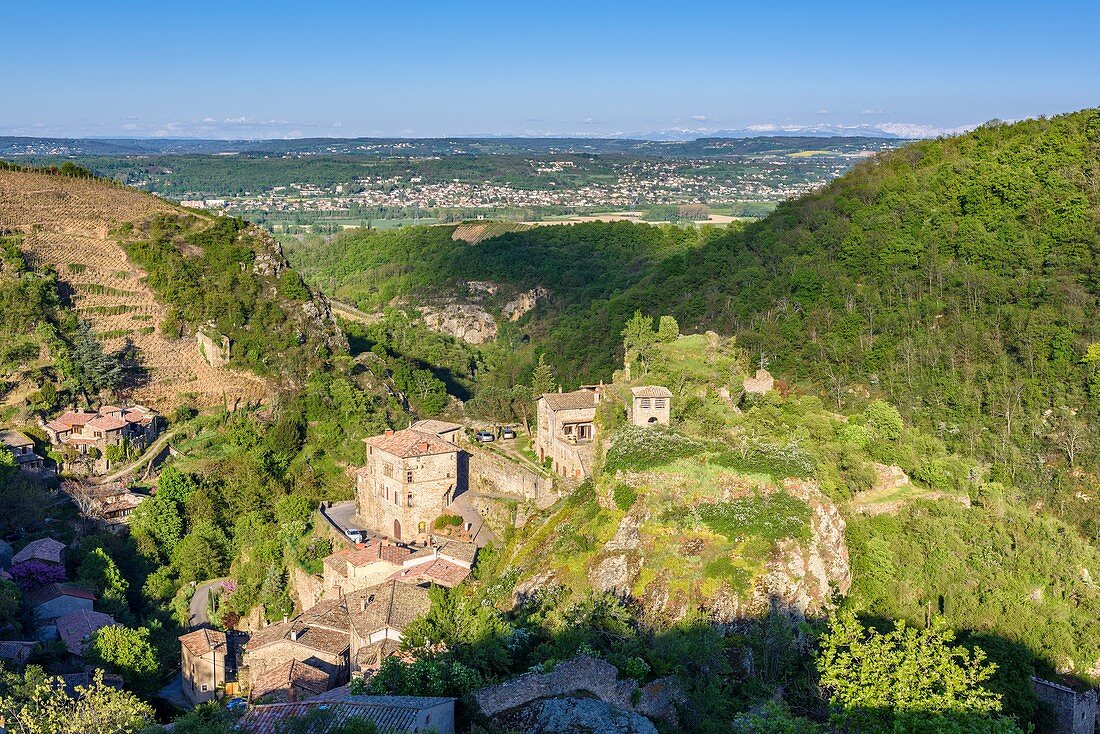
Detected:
left=250, top=227, right=348, bottom=356
left=473, top=655, right=683, bottom=733
left=753, top=479, right=851, bottom=617
left=503, top=287, right=549, bottom=321
left=419, top=303, right=498, bottom=343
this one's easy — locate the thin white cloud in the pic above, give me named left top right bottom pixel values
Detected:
left=816, top=109, right=830, bottom=115
left=691, top=114, right=707, bottom=121
left=860, top=108, right=885, bottom=115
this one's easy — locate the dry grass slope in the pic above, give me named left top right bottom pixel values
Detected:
left=0, top=170, right=268, bottom=410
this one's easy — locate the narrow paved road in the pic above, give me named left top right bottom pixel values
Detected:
left=95, top=429, right=178, bottom=485
left=448, top=491, right=497, bottom=547
left=188, top=578, right=228, bottom=630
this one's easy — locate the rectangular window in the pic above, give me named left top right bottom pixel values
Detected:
left=654, top=398, right=666, bottom=409
left=406, top=470, right=414, bottom=483
left=394, top=493, right=399, bottom=505
left=640, top=398, right=652, bottom=409
left=407, top=494, right=413, bottom=507
left=382, top=462, right=394, bottom=479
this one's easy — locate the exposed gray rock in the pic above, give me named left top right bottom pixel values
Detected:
left=420, top=303, right=498, bottom=343
left=503, top=287, right=549, bottom=321
left=522, top=697, right=658, bottom=734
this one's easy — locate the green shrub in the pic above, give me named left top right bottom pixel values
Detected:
left=612, top=483, right=637, bottom=511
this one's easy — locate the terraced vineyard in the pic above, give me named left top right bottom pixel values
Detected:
left=0, top=169, right=268, bottom=409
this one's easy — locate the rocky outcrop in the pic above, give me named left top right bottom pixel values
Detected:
left=502, top=697, right=658, bottom=734
left=871, top=463, right=910, bottom=492
left=742, top=369, right=775, bottom=395
left=503, top=287, right=549, bottom=322
left=420, top=303, right=498, bottom=344
left=473, top=655, right=683, bottom=732
left=753, top=479, right=851, bottom=617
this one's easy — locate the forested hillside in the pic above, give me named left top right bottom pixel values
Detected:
left=290, top=109, right=1100, bottom=536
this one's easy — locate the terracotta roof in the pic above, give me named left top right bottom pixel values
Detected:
left=347, top=542, right=412, bottom=567
left=12, top=537, right=66, bottom=566
left=353, top=638, right=402, bottom=672
left=364, top=428, right=458, bottom=459
left=25, top=583, right=96, bottom=607
left=250, top=658, right=331, bottom=702
left=239, top=696, right=453, bottom=734
left=539, top=389, right=599, bottom=412
left=124, top=410, right=154, bottom=424
left=246, top=619, right=349, bottom=657
left=409, top=419, right=462, bottom=436
left=0, top=429, right=34, bottom=448
left=298, top=598, right=351, bottom=633
left=56, top=609, right=117, bottom=655
left=99, top=405, right=124, bottom=415
left=389, top=558, right=470, bottom=588
left=178, top=628, right=227, bottom=657
left=86, top=415, right=127, bottom=432
left=403, top=538, right=477, bottom=568
left=48, top=411, right=97, bottom=430
left=631, top=385, right=673, bottom=398
left=346, top=581, right=431, bottom=638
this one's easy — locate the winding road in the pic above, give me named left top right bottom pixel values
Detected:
left=188, top=578, right=229, bottom=630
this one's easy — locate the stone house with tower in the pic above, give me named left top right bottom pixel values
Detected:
left=535, top=387, right=601, bottom=479
left=630, top=386, right=672, bottom=426
left=356, top=428, right=460, bottom=542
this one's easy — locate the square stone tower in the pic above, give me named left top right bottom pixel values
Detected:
left=630, top=386, right=672, bottom=427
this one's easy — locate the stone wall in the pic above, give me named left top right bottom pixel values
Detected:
left=288, top=564, right=324, bottom=612
left=1031, top=677, right=1099, bottom=734
left=467, top=447, right=555, bottom=509
left=196, top=330, right=231, bottom=368
left=472, top=655, right=683, bottom=726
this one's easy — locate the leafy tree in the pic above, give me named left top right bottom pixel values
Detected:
left=817, top=613, right=1019, bottom=733
left=77, top=548, right=130, bottom=621
left=657, top=314, right=680, bottom=343
left=531, top=353, right=557, bottom=398
left=64, top=321, right=122, bottom=404
left=863, top=400, right=904, bottom=442
left=0, top=668, right=154, bottom=733
left=0, top=449, right=15, bottom=475
left=86, top=626, right=159, bottom=685
left=622, top=311, right=656, bottom=375
left=274, top=494, right=312, bottom=541
left=129, top=496, right=184, bottom=562
left=0, top=579, right=21, bottom=620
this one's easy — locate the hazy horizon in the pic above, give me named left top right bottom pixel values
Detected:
left=5, top=1, right=1098, bottom=141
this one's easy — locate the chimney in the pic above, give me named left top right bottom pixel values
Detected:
left=360, top=596, right=368, bottom=612
left=418, top=441, right=429, bottom=452
left=384, top=429, right=394, bottom=437
left=558, top=386, right=562, bottom=393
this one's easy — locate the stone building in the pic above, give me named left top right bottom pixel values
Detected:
left=250, top=658, right=331, bottom=703
left=245, top=599, right=351, bottom=691
left=630, top=386, right=672, bottom=427
left=0, top=429, right=48, bottom=473
left=535, top=387, right=601, bottom=479
left=1031, top=677, right=1098, bottom=734
left=409, top=419, right=463, bottom=445
left=321, top=541, right=412, bottom=599
left=26, top=584, right=95, bottom=624
left=179, top=628, right=230, bottom=706
left=44, top=405, right=160, bottom=474
left=12, top=537, right=66, bottom=568
left=356, top=428, right=460, bottom=542
left=244, top=581, right=431, bottom=694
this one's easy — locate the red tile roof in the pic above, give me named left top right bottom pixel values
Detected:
left=389, top=558, right=471, bottom=588
left=48, top=411, right=98, bottom=430
left=249, top=658, right=331, bottom=702
left=364, top=428, right=458, bottom=459
left=631, top=385, right=673, bottom=398
left=178, top=628, right=227, bottom=657
left=25, top=583, right=96, bottom=607
left=539, top=389, right=599, bottom=412
left=86, top=415, right=128, bottom=432
left=56, top=609, right=117, bottom=655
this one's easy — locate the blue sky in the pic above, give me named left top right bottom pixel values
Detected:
left=2, top=0, right=1098, bottom=138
